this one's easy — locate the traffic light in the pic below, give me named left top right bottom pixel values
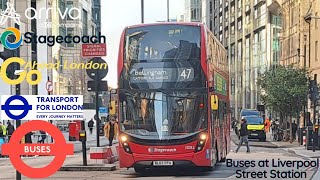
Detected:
left=109, top=100, right=116, bottom=115
left=0, top=48, right=18, bottom=79
left=309, top=79, right=319, bottom=102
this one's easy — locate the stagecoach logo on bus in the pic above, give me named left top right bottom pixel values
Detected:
left=0, top=95, right=83, bottom=121
left=148, top=147, right=177, bottom=153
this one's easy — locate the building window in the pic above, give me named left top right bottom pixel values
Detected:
left=231, top=77, right=235, bottom=94
left=238, top=20, right=242, bottom=30
left=92, top=26, right=95, bottom=36
left=231, top=5, right=235, bottom=14
left=0, top=0, right=7, bottom=10
left=210, top=19, right=213, bottom=31
left=238, top=41, right=242, bottom=61
left=59, top=0, right=66, bottom=15
left=238, top=76, right=242, bottom=88
left=210, top=1, right=212, bottom=14
left=82, top=9, right=88, bottom=35
left=231, top=44, right=235, bottom=64
left=231, top=25, right=235, bottom=34
left=190, top=0, right=201, bottom=21
left=316, top=41, right=318, bottom=61
left=246, top=13, right=250, bottom=24
left=238, top=0, right=242, bottom=8
left=59, top=27, right=66, bottom=46
left=66, top=28, right=74, bottom=47
left=66, top=1, right=74, bottom=20
left=220, top=16, right=222, bottom=23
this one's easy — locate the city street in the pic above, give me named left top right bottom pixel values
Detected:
left=1, top=0, right=320, bottom=180
left=0, top=139, right=318, bottom=180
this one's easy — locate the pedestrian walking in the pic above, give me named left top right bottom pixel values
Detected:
left=235, top=118, right=250, bottom=153
left=6, top=122, right=15, bottom=141
left=88, top=118, right=94, bottom=134
left=0, top=122, right=6, bottom=138
left=38, top=131, right=47, bottom=143
left=292, top=121, right=298, bottom=140
left=104, top=117, right=119, bottom=146
left=264, top=118, right=271, bottom=133
left=25, top=131, right=33, bottom=144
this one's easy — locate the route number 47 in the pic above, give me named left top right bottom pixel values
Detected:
left=180, top=69, right=192, bottom=79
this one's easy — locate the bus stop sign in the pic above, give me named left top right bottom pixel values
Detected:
left=2, top=120, right=74, bottom=178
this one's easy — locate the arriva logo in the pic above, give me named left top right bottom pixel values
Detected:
left=0, top=2, right=80, bottom=26
left=0, top=27, right=22, bottom=50
left=0, top=2, right=21, bottom=25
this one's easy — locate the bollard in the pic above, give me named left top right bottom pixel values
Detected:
left=79, top=130, right=87, bottom=166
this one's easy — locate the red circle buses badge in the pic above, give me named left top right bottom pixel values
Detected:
left=2, top=120, right=74, bottom=178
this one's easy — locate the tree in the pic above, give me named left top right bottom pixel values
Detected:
left=257, top=65, right=309, bottom=143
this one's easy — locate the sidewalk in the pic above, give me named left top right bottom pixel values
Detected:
left=1, top=129, right=117, bottom=157
left=231, top=130, right=320, bottom=159
left=231, top=132, right=298, bottom=148
left=0, top=149, right=119, bottom=179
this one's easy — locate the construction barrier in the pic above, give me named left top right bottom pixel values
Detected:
left=89, top=146, right=119, bottom=164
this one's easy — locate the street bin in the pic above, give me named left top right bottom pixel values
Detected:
left=306, top=126, right=320, bottom=150
left=69, top=122, right=77, bottom=141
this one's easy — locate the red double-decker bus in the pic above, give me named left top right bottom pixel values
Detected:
left=117, top=23, right=230, bottom=172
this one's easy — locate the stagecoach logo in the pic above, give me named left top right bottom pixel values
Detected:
left=148, top=147, right=177, bottom=153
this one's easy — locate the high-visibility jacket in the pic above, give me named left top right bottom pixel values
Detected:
left=0, top=125, right=7, bottom=136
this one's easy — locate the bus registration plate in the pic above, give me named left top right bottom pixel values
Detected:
left=153, top=161, right=173, bottom=166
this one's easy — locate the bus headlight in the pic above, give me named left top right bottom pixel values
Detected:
left=120, top=135, right=132, bottom=154
left=195, top=133, right=207, bottom=152
left=121, top=135, right=128, bottom=142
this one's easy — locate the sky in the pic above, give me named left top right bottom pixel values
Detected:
left=101, top=0, right=185, bottom=88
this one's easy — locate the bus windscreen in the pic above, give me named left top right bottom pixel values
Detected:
left=121, top=25, right=205, bottom=89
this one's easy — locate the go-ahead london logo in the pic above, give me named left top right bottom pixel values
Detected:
left=0, top=27, right=22, bottom=50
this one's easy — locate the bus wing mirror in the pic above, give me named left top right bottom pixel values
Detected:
left=211, top=95, right=218, bottom=110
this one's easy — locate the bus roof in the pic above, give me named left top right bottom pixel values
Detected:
left=125, top=22, right=204, bottom=29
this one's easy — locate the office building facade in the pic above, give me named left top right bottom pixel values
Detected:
left=51, top=0, right=100, bottom=105
left=184, top=0, right=282, bottom=118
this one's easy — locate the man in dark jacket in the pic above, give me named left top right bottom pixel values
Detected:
left=88, top=118, right=94, bottom=134
left=235, top=118, right=250, bottom=153
left=6, top=122, right=15, bottom=141
left=292, top=121, right=298, bottom=140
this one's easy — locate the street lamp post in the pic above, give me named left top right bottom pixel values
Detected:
left=141, top=0, right=144, bottom=23
left=304, top=12, right=320, bottom=152
left=304, top=14, right=311, bottom=68
left=167, top=0, right=169, bottom=22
